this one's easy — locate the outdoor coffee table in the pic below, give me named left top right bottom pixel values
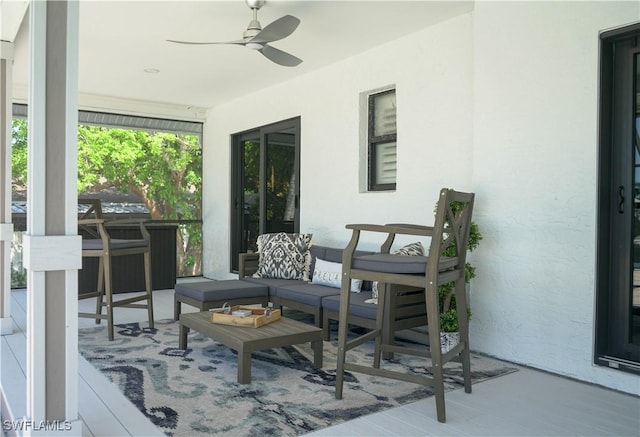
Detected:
left=179, top=311, right=323, bottom=384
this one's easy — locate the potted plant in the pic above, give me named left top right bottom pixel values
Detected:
left=437, top=200, right=482, bottom=353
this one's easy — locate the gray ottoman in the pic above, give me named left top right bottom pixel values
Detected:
left=174, top=279, right=269, bottom=320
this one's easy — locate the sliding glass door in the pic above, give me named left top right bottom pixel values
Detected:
left=230, top=118, right=301, bottom=272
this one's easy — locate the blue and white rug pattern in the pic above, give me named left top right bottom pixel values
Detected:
left=78, top=319, right=517, bottom=436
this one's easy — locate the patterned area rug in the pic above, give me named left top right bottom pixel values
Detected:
left=78, top=318, right=517, bottom=437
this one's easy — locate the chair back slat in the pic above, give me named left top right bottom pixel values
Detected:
left=78, top=198, right=104, bottom=239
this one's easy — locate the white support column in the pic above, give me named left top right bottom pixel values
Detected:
left=0, top=40, right=14, bottom=336
left=24, top=1, right=82, bottom=434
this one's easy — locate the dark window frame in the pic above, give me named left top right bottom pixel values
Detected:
left=595, top=22, right=640, bottom=375
left=229, top=117, right=301, bottom=273
left=368, top=88, right=397, bottom=191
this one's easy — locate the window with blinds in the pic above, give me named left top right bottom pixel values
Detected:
left=368, top=89, right=396, bottom=191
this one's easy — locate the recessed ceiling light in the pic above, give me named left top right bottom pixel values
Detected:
left=144, top=68, right=160, bottom=74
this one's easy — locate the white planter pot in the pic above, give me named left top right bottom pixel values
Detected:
left=440, top=331, right=460, bottom=353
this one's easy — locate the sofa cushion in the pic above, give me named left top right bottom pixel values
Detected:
left=309, top=245, right=346, bottom=264
left=241, top=277, right=302, bottom=294
left=175, top=279, right=268, bottom=302
left=272, top=282, right=341, bottom=307
left=253, top=232, right=313, bottom=281
left=322, top=291, right=377, bottom=320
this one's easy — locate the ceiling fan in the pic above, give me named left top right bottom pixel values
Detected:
left=167, top=0, right=302, bottom=67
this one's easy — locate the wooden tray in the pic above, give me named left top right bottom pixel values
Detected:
left=210, top=305, right=281, bottom=328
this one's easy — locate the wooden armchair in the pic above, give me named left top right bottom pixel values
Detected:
left=335, top=188, right=475, bottom=423
left=78, top=199, right=154, bottom=340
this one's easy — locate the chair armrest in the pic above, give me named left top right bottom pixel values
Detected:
left=78, top=218, right=105, bottom=225
left=346, top=223, right=434, bottom=237
left=384, top=223, right=435, bottom=236
left=239, top=252, right=260, bottom=278
left=78, top=218, right=110, bottom=242
left=104, top=218, right=151, bottom=241
left=345, top=223, right=434, bottom=256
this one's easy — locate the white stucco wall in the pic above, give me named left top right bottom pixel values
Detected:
left=203, top=12, right=475, bottom=273
left=471, top=2, right=639, bottom=394
left=203, top=2, right=640, bottom=394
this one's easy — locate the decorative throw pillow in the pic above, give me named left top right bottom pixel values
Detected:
left=372, top=241, right=425, bottom=301
left=311, top=258, right=363, bottom=292
left=253, top=232, right=313, bottom=281
left=393, top=241, right=425, bottom=257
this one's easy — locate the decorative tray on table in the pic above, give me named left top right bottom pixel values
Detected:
left=210, top=305, right=281, bottom=328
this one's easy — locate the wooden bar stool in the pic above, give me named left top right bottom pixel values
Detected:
left=334, top=188, right=475, bottom=423
left=78, top=199, right=154, bottom=341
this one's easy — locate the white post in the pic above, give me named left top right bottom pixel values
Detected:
left=0, top=41, right=14, bottom=336
left=23, top=1, right=82, bottom=434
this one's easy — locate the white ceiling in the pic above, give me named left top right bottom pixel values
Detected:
left=8, top=1, right=473, bottom=112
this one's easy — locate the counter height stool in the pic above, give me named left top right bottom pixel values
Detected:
left=335, top=188, right=475, bottom=423
left=78, top=199, right=154, bottom=341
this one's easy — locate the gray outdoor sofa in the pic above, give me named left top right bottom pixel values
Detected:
left=174, top=244, right=428, bottom=342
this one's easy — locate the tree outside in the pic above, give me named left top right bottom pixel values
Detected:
left=11, top=119, right=203, bottom=285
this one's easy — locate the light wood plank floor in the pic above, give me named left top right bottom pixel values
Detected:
left=2, top=285, right=639, bottom=437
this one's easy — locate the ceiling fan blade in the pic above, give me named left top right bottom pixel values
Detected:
left=260, top=44, right=302, bottom=67
left=166, top=39, right=246, bottom=46
left=250, top=15, right=300, bottom=44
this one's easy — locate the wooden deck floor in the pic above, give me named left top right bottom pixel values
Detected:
left=2, top=286, right=639, bottom=436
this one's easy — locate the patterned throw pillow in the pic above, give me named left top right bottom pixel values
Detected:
left=371, top=241, right=425, bottom=301
left=311, top=258, right=363, bottom=292
left=253, top=232, right=313, bottom=281
left=393, top=241, right=425, bottom=256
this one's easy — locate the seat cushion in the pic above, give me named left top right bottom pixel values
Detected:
left=82, top=238, right=148, bottom=250
left=352, top=254, right=429, bottom=274
left=241, top=277, right=302, bottom=294
left=322, top=291, right=377, bottom=320
left=272, top=283, right=341, bottom=307
left=175, top=279, right=268, bottom=302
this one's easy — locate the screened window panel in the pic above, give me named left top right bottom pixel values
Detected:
left=373, top=92, right=397, bottom=136
left=374, top=141, right=397, bottom=185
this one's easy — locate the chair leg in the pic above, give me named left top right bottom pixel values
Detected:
left=426, top=282, right=446, bottom=423
left=335, top=280, right=352, bottom=400
left=322, top=313, right=331, bottom=341
left=103, top=255, right=115, bottom=341
left=95, top=258, right=105, bottom=324
left=381, top=282, right=395, bottom=361
left=144, top=251, right=154, bottom=329
left=373, top=283, right=388, bottom=368
left=454, top=277, right=472, bottom=393
left=174, top=294, right=181, bottom=321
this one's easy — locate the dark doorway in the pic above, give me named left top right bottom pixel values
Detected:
left=230, top=117, right=301, bottom=272
left=596, top=23, right=640, bottom=374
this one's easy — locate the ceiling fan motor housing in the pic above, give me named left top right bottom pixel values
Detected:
left=246, top=0, right=265, bottom=10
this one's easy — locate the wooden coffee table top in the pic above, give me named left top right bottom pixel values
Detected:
left=179, top=310, right=323, bottom=384
left=180, top=310, right=322, bottom=347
